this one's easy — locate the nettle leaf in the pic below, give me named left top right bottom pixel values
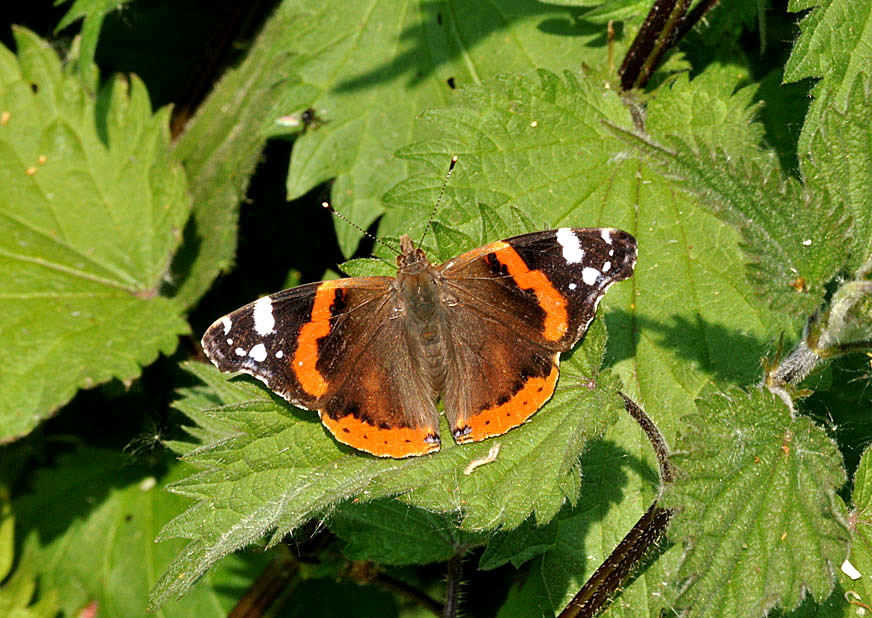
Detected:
left=496, top=418, right=671, bottom=618
left=338, top=258, right=395, bottom=278
left=841, top=445, right=872, bottom=609
left=0, top=486, right=60, bottom=617
left=783, top=0, right=872, bottom=153
left=168, top=8, right=311, bottom=308
left=55, top=0, right=133, bottom=87
left=150, top=317, right=620, bottom=609
left=282, top=0, right=623, bottom=255
left=14, top=448, right=269, bottom=617
left=609, top=129, right=848, bottom=317
left=328, top=499, right=486, bottom=565
left=663, top=387, right=850, bottom=616
left=801, top=74, right=872, bottom=274
left=0, top=28, right=190, bottom=440
left=166, top=362, right=260, bottom=456
left=478, top=514, right=557, bottom=571
left=645, top=62, right=766, bottom=162
left=383, top=70, right=631, bottom=240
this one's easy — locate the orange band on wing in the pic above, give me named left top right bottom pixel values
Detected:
left=491, top=241, right=568, bottom=341
left=320, top=412, right=440, bottom=458
left=292, top=280, right=338, bottom=397
left=456, top=361, right=560, bottom=444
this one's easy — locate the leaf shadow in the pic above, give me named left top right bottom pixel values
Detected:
left=333, top=0, right=598, bottom=94
left=605, top=309, right=771, bottom=385
left=12, top=448, right=169, bottom=548
left=511, top=436, right=662, bottom=611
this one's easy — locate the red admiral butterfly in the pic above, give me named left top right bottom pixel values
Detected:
left=202, top=227, right=636, bottom=457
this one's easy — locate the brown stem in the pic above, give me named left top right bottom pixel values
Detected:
left=557, top=394, right=674, bottom=618
left=618, top=0, right=722, bottom=91
left=228, top=553, right=299, bottom=618
left=443, top=553, right=463, bottom=618
left=557, top=504, right=672, bottom=618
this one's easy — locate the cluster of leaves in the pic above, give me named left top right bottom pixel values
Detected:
left=0, top=0, right=871, bottom=616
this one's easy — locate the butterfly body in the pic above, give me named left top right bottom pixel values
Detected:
left=202, top=228, right=637, bottom=457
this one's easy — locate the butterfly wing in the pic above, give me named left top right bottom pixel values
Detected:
left=202, top=278, right=441, bottom=457
left=438, top=228, right=637, bottom=442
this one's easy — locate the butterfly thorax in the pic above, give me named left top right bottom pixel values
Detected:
left=396, top=235, right=452, bottom=395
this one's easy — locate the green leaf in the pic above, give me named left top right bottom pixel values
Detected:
left=569, top=0, right=651, bottom=25
left=0, top=28, right=190, bottom=440
left=282, top=0, right=623, bottom=255
left=150, top=316, right=619, bottom=610
left=168, top=8, right=311, bottom=308
left=783, top=0, right=872, bottom=152
left=0, top=486, right=11, bottom=582
left=55, top=0, right=133, bottom=87
left=15, top=448, right=270, bottom=617
left=841, top=444, right=872, bottom=611
left=172, top=67, right=798, bottom=613
left=478, top=516, right=557, bottom=571
left=202, top=67, right=799, bottom=613
left=608, top=129, right=848, bottom=317
left=329, top=499, right=484, bottom=565
left=496, top=418, right=674, bottom=617
left=0, top=485, right=60, bottom=618
left=385, top=69, right=791, bottom=411
left=645, top=62, right=766, bottom=162
left=338, top=257, right=396, bottom=278
left=663, top=387, right=850, bottom=616
left=431, top=221, right=474, bottom=262
left=166, top=362, right=259, bottom=455
left=385, top=70, right=631, bottom=240
left=801, top=74, right=872, bottom=273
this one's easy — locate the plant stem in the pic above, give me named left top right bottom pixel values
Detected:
left=619, top=0, right=721, bottom=90
left=443, top=553, right=463, bottom=618
left=557, top=394, right=674, bottom=617
left=228, top=553, right=298, bottom=618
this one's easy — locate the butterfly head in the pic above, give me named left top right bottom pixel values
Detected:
left=397, top=234, right=430, bottom=273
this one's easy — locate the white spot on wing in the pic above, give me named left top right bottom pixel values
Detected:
left=221, top=316, right=232, bottom=334
left=582, top=267, right=600, bottom=286
left=602, top=261, right=611, bottom=272
left=275, top=350, right=284, bottom=358
left=235, top=347, right=246, bottom=356
left=568, top=282, right=577, bottom=290
left=249, top=343, right=267, bottom=362
left=253, top=296, right=275, bottom=336
left=226, top=338, right=233, bottom=345
left=601, top=229, right=613, bottom=244
left=556, top=228, right=584, bottom=264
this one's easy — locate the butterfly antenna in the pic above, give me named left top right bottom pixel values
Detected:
left=417, top=155, right=458, bottom=248
left=321, top=202, right=401, bottom=255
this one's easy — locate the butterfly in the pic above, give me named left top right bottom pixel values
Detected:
left=202, top=227, right=636, bottom=457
